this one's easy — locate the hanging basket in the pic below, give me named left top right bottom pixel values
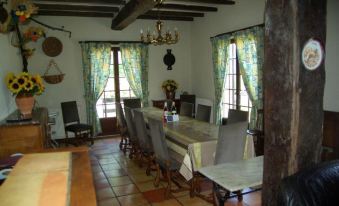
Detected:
left=43, top=59, right=65, bottom=84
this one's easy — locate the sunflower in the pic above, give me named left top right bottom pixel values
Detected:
left=17, top=75, right=27, bottom=86
left=35, top=74, right=43, bottom=85
left=9, top=80, right=22, bottom=94
left=5, top=73, right=16, bottom=87
left=24, top=80, right=34, bottom=91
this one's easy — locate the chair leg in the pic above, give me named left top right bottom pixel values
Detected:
left=154, top=164, right=161, bottom=187
left=165, top=169, right=172, bottom=199
left=146, top=154, right=154, bottom=176
left=236, top=190, right=243, bottom=201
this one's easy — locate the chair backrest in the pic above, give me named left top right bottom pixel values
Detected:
left=214, top=121, right=248, bottom=165
left=124, top=107, right=137, bottom=142
left=116, top=102, right=127, bottom=128
left=148, top=117, right=170, bottom=165
left=180, top=102, right=194, bottom=117
left=123, top=98, right=141, bottom=109
left=133, top=110, right=152, bottom=152
left=180, top=94, right=196, bottom=114
left=228, top=109, right=249, bottom=124
left=61, top=101, right=80, bottom=125
left=196, top=104, right=212, bottom=122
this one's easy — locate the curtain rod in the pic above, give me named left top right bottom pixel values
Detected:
left=211, top=23, right=264, bottom=39
left=78, top=41, right=143, bottom=44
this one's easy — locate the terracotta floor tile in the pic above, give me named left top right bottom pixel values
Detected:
left=94, top=171, right=107, bottom=181
left=129, top=173, right=155, bottom=183
left=97, top=187, right=115, bottom=201
left=98, top=197, right=120, bottom=206
left=105, top=169, right=127, bottom=178
left=101, top=163, right=122, bottom=171
left=99, top=158, right=119, bottom=165
left=117, top=193, right=150, bottom=206
left=136, top=181, right=163, bottom=192
left=151, top=198, right=181, bottom=206
left=108, top=176, right=133, bottom=187
left=95, top=178, right=111, bottom=190
left=113, top=183, right=140, bottom=196
left=177, top=195, right=212, bottom=206
left=243, top=190, right=261, bottom=206
left=143, top=188, right=168, bottom=203
left=97, top=154, right=116, bottom=160
left=223, top=197, right=248, bottom=206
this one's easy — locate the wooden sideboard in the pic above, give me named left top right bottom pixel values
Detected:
left=0, top=108, right=50, bottom=159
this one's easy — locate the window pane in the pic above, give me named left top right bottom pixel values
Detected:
left=119, top=66, right=125, bottom=78
left=118, top=51, right=122, bottom=64
left=106, top=78, right=115, bottom=90
left=105, top=104, right=116, bottom=117
left=119, top=77, right=130, bottom=90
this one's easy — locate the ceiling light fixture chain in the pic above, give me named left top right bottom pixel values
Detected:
left=140, top=0, right=179, bottom=46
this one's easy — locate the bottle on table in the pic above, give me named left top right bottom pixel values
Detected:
left=171, top=102, right=177, bottom=115
left=163, top=102, right=168, bottom=123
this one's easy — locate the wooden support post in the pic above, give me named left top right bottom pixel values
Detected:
left=263, top=0, right=326, bottom=205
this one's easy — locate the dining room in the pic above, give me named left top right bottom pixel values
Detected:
left=0, top=0, right=338, bottom=205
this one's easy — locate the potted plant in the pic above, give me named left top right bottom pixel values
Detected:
left=162, top=79, right=178, bottom=100
left=5, top=72, right=44, bottom=117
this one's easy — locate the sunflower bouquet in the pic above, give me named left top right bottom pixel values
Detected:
left=162, top=79, right=178, bottom=92
left=5, top=72, right=44, bottom=97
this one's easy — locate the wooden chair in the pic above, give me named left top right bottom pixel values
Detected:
left=124, top=107, right=139, bottom=159
left=227, top=109, right=249, bottom=124
left=195, top=104, right=212, bottom=122
left=133, top=110, right=154, bottom=175
left=180, top=102, right=194, bottom=118
left=116, top=102, right=130, bottom=153
left=123, top=98, right=141, bottom=109
left=180, top=94, right=196, bottom=114
left=148, top=117, right=189, bottom=198
left=60, top=101, right=93, bottom=145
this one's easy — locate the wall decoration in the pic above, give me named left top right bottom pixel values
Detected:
left=0, top=0, right=71, bottom=72
left=42, top=37, right=63, bottom=57
left=42, top=59, right=65, bottom=84
left=163, top=49, right=175, bottom=70
left=302, top=38, right=324, bottom=71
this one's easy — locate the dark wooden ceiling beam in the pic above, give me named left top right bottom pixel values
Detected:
left=146, top=10, right=204, bottom=17
left=170, top=0, right=235, bottom=5
left=138, top=15, right=193, bottom=21
left=111, top=0, right=157, bottom=30
left=38, top=10, right=115, bottom=17
left=36, top=4, right=120, bottom=12
left=160, top=3, right=217, bottom=12
left=33, top=0, right=125, bottom=5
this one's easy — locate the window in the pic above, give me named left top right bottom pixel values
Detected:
left=221, top=42, right=252, bottom=118
left=96, top=47, right=135, bottom=118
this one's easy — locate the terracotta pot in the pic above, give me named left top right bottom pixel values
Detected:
left=15, top=95, right=35, bottom=117
left=165, top=91, right=175, bottom=100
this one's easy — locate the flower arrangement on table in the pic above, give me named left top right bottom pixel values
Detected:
left=162, top=79, right=178, bottom=99
left=5, top=72, right=44, bottom=96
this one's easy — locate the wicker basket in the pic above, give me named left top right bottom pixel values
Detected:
left=43, top=73, right=65, bottom=84
left=43, top=59, right=65, bottom=84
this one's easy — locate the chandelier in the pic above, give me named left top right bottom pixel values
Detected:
left=140, top=0, right=179, bottom=45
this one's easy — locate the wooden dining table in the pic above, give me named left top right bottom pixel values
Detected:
left=137, top=107, right=255, bottom=181
left=0, top=147, right=96, bottom=206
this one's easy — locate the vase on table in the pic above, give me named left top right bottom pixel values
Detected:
left=15, top=94, right=35, bottom=118
left=165, top=90, right=176, bottom=100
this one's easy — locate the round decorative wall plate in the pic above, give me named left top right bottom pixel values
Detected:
left=42, top=37, right=63, bottom=57
left=302, top=38, right=324, bottom=71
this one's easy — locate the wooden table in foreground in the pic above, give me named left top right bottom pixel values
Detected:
left=198, top=156, right=263, bottom=205
left=0, top=147, right=96, bottom=206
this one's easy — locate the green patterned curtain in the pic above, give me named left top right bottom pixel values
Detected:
left=235, top=26, right=264, bottom=130
left=80, top=42, right=112, bottom=135
left=210, top=34, right=233, bottom=124
left=120, top=43, right=149, bottom=106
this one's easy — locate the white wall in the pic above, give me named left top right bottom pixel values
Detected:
left=26, top=16, right=192, bottom=138
left=324, top=0, right=339, bottom=111
left=190, top=0, right=265, bottom=101
left=0, top=33, right=22, bottom=120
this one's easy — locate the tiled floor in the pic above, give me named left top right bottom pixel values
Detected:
left=90, top=138, right=262, bottom=206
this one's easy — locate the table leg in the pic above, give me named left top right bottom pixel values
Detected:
left=213, top=183, right=229, bottom=206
